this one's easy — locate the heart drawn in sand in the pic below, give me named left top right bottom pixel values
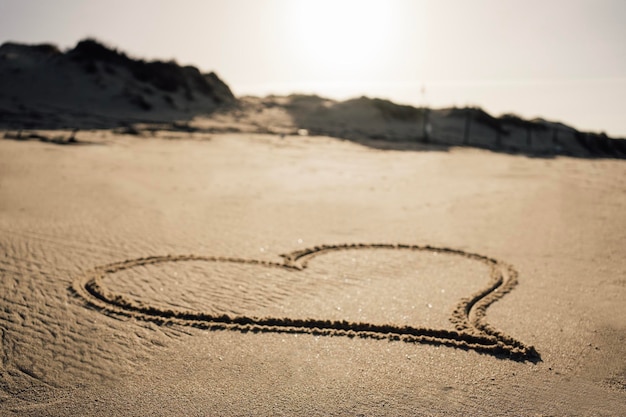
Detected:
left=72, top=243, right=538, bottom=361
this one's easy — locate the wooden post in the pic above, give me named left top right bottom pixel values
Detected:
left=422, top=108, right=430, bottom=143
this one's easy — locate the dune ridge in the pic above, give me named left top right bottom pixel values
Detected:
left=2, top=39, right=624, bottom=158
left=0, top=39, right=234, bottom=128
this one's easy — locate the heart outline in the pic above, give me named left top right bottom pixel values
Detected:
left=72, top=243, right=539, bottom=361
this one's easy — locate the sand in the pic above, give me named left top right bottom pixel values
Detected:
left=1, top=131, right=625, bottom=416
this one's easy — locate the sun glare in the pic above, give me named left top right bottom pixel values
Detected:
left=286, top=0, right=394, bottom=81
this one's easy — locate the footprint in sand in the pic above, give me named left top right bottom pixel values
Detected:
left=72, top=243, right=539, bottom=361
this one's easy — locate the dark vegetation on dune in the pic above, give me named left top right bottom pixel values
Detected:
left=274, top=94, right=626, bottom=158
left=342, top=97, right=423, bottom=122
left=0, top=39, right=624, bottom=158
left=0, top=38, right=235, bottom=129
left=68, top=39, right=235, bottom=104
left=443, top=107, right=548, bottom=134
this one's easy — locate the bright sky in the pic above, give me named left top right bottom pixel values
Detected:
left=1, top=0, right=625, bottom=136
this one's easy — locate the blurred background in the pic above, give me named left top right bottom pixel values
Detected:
left=1, top=0, right=624, bottom=136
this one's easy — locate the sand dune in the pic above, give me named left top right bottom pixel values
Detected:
left=2, top=39, right=624, bottom=158
left=0, top=39, right=234, bottom=129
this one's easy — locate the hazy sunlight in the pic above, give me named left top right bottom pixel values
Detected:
left=285, top=0, right=395, bottom=81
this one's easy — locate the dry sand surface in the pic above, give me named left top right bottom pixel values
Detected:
left=1, top=131, right=625, bottom=416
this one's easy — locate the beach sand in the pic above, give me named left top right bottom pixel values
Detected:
left=1, top=131, right=625, bottom=415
